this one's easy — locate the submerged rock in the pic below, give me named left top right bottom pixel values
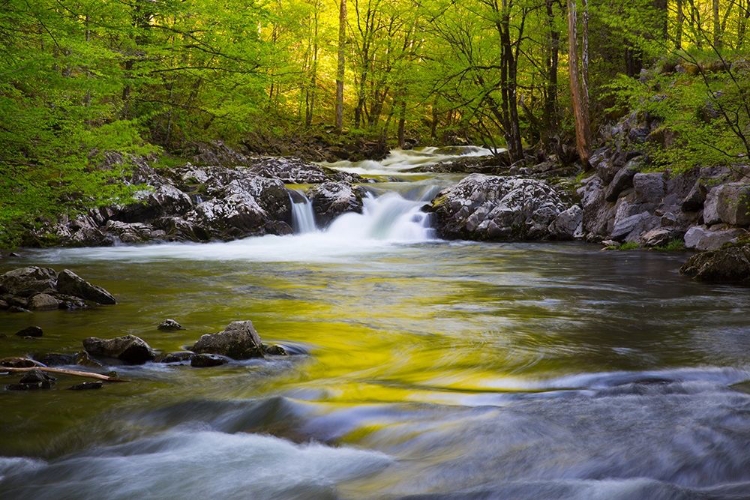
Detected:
left=191, top=321, right=264, bottom=360
left=0, top=357, right=45, bottom=368
left=83, top=335, right=156, bottom=365
left=15, top=326, right=43, bottom=338
left=190, top=353, right=230, bottom=368
left=430, top=174, right=568, bottom=241
left=69, top=381, right=103, bottom=391
left=34, top=353, right=76, bottom=366
left=160, top=352, right=194, bottom=364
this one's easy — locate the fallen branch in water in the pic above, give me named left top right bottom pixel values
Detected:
left=0, top=366, right=126, bottom=382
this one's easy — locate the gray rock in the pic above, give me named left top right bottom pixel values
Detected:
left=681, top=244, right=750, bottom=283
left=633, top=173, right=666, bottom=204
left=683, top=225, right=747, bottom=251
left=83, top=335, right=156, bottom=365
left=611, top=212, right=660, bottom=241
left=104, top=221, right=155, bottom=244
left=681, top=180, right=708, bottom=212
left=28, top=293, right=61, bottom=311
left=191, top=353, right=230, bottom=368
left=115, top=184, right=194, bottom=223
left=57, top=269, right=116, bottom=305
left=0, top=357, right=44, bottom=368
left=548, top=206, right=583, bottom=240
left=76, top=350, right=104, bottom=368
left=604, top=159, right=641, bottom=202
left=262, top=344, right=289, bottom=356
left=249, top=157, right=329, bottom=184
left=15, top=326, right=43, bottom=338
left=703, top=187, right=722, bottom=225
left=641, top=228, right=677, bottom=247
left=578, top=176, right=615, bottom=239
left=0, top=267, right=57, bottom=297
left=307, top=182, right=366, bottom=228
left=191, top=320, right=264, bottom=360
left=715, top=182, right=750, bottom=226
left=431, top=174, right=568, bottom=241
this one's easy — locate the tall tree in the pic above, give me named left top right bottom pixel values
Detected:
left=567, top=0, right=591, bottom=168
left=336, top=0, right=347, bottom=130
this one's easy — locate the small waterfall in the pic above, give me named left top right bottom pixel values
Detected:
left=327, top=192, right=435, bottom=241
left=289, top=192, right=317, bottom=234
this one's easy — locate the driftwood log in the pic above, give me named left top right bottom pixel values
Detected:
left=0, top=366, right=125, bottom=382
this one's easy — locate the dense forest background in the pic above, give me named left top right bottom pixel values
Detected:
left=1, top=0, right=749, bottom=247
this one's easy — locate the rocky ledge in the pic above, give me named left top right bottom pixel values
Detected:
left=680, top=243, right=750, bottom=284
left=26, top=155, right=366, bottom=247
left=0, top=266, right=116, bottom=312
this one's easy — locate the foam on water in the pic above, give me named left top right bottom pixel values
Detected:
left=0, top=430, right=393, bottom=500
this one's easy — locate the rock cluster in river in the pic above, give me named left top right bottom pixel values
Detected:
left=29, top=154, right=366, bottom=247
left=0, top=267, right=116, bottom=312
left=429, top=174, right=578, bottom=241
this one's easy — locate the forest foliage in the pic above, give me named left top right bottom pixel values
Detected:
left=1, top=0, right=750, bottom=247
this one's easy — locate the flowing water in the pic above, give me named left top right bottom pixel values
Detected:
left=2, top=148, right=750, bottom=499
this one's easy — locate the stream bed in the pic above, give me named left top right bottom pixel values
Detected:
left=2, top=150, right=750, bottom=499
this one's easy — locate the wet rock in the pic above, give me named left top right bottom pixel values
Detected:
left=548, top=206, right=583, bottom=240
left=50, top=215, right=113, bottom=248
left=158, top=319, right=183, bottom=331
left=307, top=182, right=366, bottom=228
left=681, top=244, right=750, bottom=284
left=28, top=293, right=61, bottom=311
left=75, top=351, right=103, bottom=368
left=56, top=294, right=89, bottom=310
left=431, top=174, right=568, bottom=241
left=0, top=299, right=7, bottom=310
left=191, top=321, right=264, bottom=360
left=186, top=190, right=268, bottom=239
left=578, top=176, right=615, bottom=239
left=6, top=369, right=56, bottom=390
left=683, top=226, right=747, bottom=251
left=190, top=353, right=230, bottom=368
left=0, top=357, right=45, bottom=368
left=69, top=381, right=103, bottom=391
left=262, top=344, right=289, bottom=356
left=34, top=353, right=76, bottom=366
left=83, top=335, right=156, bottom=365
left=160, top=352, right=194, bottom=364
left=0, top=267, right=57, bottom=297
left=57, top=269, right=116, bottom=305
left=15, top=326, right=43, bottom=338
left=8, top=306, right=31, bottom=313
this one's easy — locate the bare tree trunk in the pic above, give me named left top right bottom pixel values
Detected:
left=676, top=0, right=684, bottom=49
left=335, top=0, right=347, bottom=130
left=543, top=0, right=560, bottom=147
left=713, top=0, right=721, bottom=48
left=567, top=0, right=591, bottom=168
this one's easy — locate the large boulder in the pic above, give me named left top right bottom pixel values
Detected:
left=715, top=182, right=750, bottom=226
left=114, top=184, right=194, bottom=223
left=190, top=321, right=264, bottom=360
left=681, top=244, right=750, bottom=284
left=633, top=172, right=666, bottom=205
left=83, top=335, right=156, bottom=365
left=604, top=158, right=641, bottom=202
left=307, top=182, right=366, bottom=228
left=578, top=176, right=615, bottom=239
left=430, top=174, right=568, bottom=241
left=0, top=267, right=57, bottom=297
left=57, top=269, right=117, bottom=305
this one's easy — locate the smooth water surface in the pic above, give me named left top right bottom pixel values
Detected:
left=2, top=148, right=750, bottom=499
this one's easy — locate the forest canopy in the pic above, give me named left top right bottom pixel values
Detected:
left=1, top=0, right=749, bottom=246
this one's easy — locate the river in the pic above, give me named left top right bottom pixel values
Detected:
left=2, top=148, right=750, bottom=499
